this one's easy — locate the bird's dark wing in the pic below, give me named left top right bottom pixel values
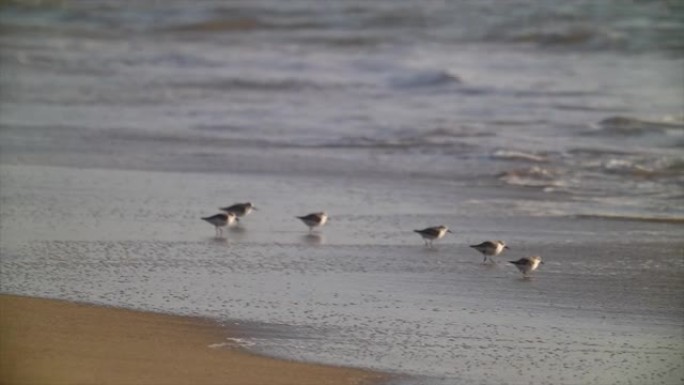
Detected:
left=470, top=241, right=495, bottom=248
left=220, top=203, right=242, bottom=211
left=415, top=227, right=439, bottom=237
left=203, top=213, right=226, bottom=221
left=298, top=213, right=320, bottom=221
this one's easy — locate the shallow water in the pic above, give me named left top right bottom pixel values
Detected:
left=1, top=1, right=683, bottom=384
left=1, top=164, right=682, bottom=384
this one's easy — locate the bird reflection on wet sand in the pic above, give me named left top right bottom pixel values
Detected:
left=229, top=225, right=247, bottom=235
left=302, top=233, right=324, bottom=246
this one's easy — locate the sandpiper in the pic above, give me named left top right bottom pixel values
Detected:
left=220, top=202, right=256, bottom=219
left=470, top=240, right=509, bottom=263
left=297, top=212, right=328, bottom=232
left=202, top=212, right=238, bottom=236
left=509, top=256, right=544, bottom=278
left=414, top=225, right=452, bottom=248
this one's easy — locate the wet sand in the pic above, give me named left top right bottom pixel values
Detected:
left=1, top=164, right=682, bottom=384
left=0, top=294, right=386, bottom=385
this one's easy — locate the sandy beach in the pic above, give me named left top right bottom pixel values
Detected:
left=1, top=2, right=683, bottom=384
left=0, top=294, right=386, bottom=385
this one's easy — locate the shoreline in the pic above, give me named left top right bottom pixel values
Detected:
left=0, top=294, right=389, bottom=385
left=1, top=163, right=682, bottom=384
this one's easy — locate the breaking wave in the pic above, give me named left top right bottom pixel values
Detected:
left=505, top=25, right=624, bottom=49
left=174, top=77, right=340, bottom=92
left=491, top=150, right=549, bottom=163
left=498, top=166, right=566, bottom=192
left=573, top=214, right=684, bottom=224
left=387, top=69, right=462, bottom=89
left=594, top=116, right=684, bottom=135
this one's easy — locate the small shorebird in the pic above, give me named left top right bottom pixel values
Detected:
left=509, top=256, right=543, bottom=278
left=297, top=212, right=328, bottom=232
left=202, top=212, right=238, bottom=236
left=470, top=240, right=509, bottom=263
left=220, top=202, right=256, bottom=219
left=414, top=225, right=452, bottom=248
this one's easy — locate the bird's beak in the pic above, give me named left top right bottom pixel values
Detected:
left=504, top=246, right=510, bottom=250
left=253, top=206, right=258, bottom=210
left=540, top=261, right=544, bottom=264
left=447, top=230, right=453, bottom=233
left=235, top=217, right=240, bottom=222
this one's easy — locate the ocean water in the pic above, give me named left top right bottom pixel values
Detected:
left=2, top=0, right=683, bottom=221
left=1, top=1, right=683, bottom=384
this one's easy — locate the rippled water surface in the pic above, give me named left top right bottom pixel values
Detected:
left=2, top=0, right=683, bottom=219
left=1, top=1, right=683, bottom=384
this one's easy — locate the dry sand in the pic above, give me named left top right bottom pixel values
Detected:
left=0, top=294, right=387, bottom=385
